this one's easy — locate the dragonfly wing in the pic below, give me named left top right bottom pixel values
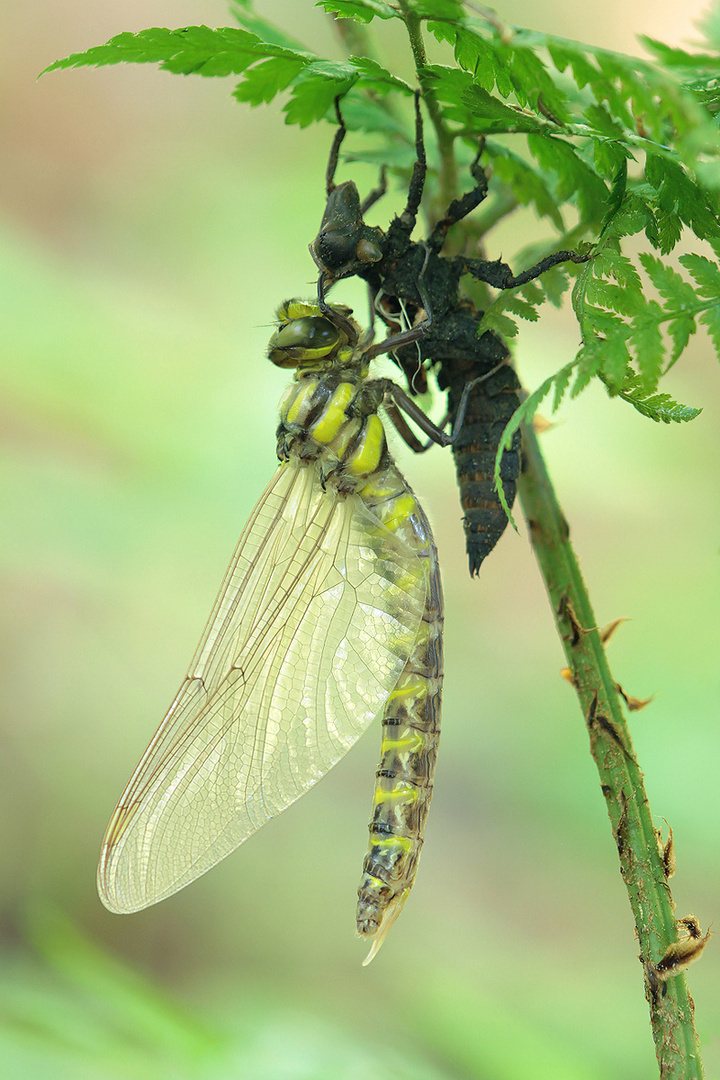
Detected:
left=98, top=460, right=428, bottom=913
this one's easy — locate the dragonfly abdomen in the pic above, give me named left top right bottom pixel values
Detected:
left=279, top=370, right=444, bottom=960
left=355, top=467, right=443, bottom=962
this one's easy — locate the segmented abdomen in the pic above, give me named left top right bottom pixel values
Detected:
left=278, top=372, right=442, bottom=959
left=355, top=467, right=442, bottom=961
left=449, top=365, right=522, bottom=576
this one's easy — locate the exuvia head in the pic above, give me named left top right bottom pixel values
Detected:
left=310, top=182, right=384, bottom=281
left=268, top=299, right=362, bottom=371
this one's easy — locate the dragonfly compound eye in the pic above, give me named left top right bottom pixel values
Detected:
left=268, top=315, right=341, bottom=367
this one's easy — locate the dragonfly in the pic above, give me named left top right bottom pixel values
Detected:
left=97, top=298, right=467, bottom=963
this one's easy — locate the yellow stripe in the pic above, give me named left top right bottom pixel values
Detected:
left=369, top=834, right=412, bottom=854
left=380, top=493, right=417, bottom=533
left=390, top=563, right=428, bottom=597
left=381, top=729, right=426, bottom=754
left=283, top=379, right=318, bottom=425
left=104, top=802, right=137, bottom=848
left=328, top=417, right=360, bottom=459
left=358, top=472, right=405, bottom=500
left=346, top=414, right=384, bottom=476
left=363, top=873, right=386, bottom=890
left=297, top=343, right=338, bottom=361
left=311, top=382, right=355, bottom=443
left=388, top=674, right=428, bottom=702
left=373, top=783, right=419, bottom=806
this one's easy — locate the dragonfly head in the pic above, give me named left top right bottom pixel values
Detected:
left=268, top=299, right=365, bottom=373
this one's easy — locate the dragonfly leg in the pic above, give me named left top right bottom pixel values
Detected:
left=427, top=139, right=488, bottom=253
left=379, top=358, right=511, bottom=454
left=398, top=91, right=427, bottom=233
left=461, top=247, right=592, bottom=289
left=325, top=96, right=348, bottom=195
left=363, top=243, right=432, bottom=361
left=327, top=96, right=387, bottom=212
left=360, top=166, right=388, bottom=215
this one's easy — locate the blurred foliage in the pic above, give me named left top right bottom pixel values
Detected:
left=3, top=908, right=462, bottom=1080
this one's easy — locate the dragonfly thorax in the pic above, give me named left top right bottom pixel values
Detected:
left=277, top=370, right=389, bottom=493
left=270, top=299, right=390, bottom=493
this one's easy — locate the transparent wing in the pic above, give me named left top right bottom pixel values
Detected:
left=98, top=459, right=428, bottom=913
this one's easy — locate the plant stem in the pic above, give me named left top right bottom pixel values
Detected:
left=397, top=0, right=458, bottom=209
left=517, top=420, right=705, bottom=1080
left=330, top=9, right=377, bottom=60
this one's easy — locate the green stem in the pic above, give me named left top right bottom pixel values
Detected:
left=397, top=0, right=458, bottom=209
left=329, top=9, right=377, bottom=59
left=517, top=421, right=704, bottom=1079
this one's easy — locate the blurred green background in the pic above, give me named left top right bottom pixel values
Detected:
left=2, top=3, right=719, bottom=1078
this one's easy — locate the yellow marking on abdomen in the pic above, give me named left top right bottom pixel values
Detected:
left=388, top=673, right=429, bottom=703
left=373, top=782, right=419, bottom=806
left=381, top=729, right=426, bottom=755
left=379, top=493, right=418, bottom=533
left=369, top=834, right=413, bottom=855
left=358, top=473, right=405, bottom=501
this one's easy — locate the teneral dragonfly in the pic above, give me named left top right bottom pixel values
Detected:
left=97, top=300, right=443, bottom=963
